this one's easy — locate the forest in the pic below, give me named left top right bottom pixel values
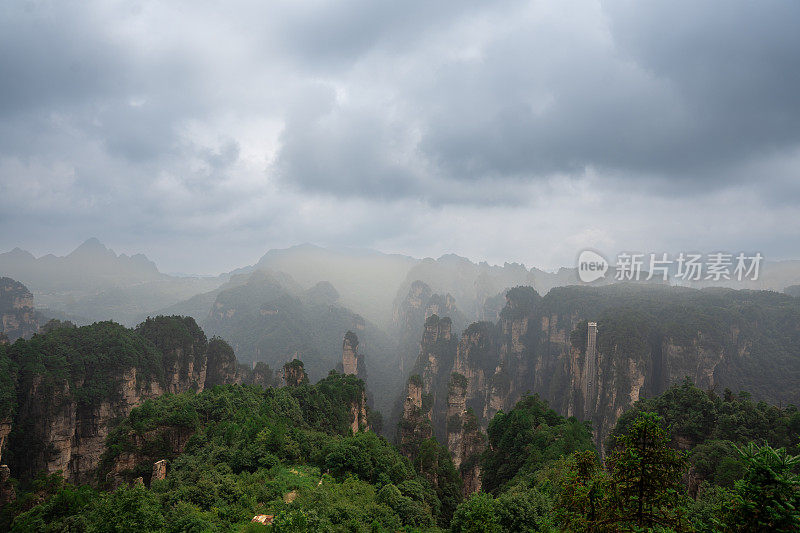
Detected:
left=1, top=345, right=798, bottom=532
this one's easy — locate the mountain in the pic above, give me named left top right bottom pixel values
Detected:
left=0, top=278, right=40, bottom=342
left=0, top=238, right=162, bottom=289
left=0, top=239, right=225, bottom=326
left=3, top=311, right=799, bottom=530
left=392, top=256, right=536, bottom=325
left=0, top=316, right=253, bottom=486
left=200, top=270, right=402, bottom=418
left=390, top=255, right=619, bottom=329
left=398, top=283, right=800, bottom=456
left=2, top=373, right=454, bottom=531
left=231, top=244, right=417, bottom=330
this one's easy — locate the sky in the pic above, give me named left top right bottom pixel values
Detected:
left=1, top=0, right=799, bottom=275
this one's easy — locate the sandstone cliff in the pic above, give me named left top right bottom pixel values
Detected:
left=349, top=390, right=369, bottom=434
left=0, top=277, right=39, bottom=342
left=104, top=425, right=194, bottom=487
left=445, top=375, right=485, bottom=495
left=398, top=377, right=433, bottom=458
left=205, top=337, right=241, bottom=387
left=136, top=315, right=209, bottom=393
left=3, top=317, right=239, bottom=486
left=392, top=281, right=465, bottom=374
left=0, top=417, right=11, bottom=465
left=283, top=359, right=309, bottom=386
left=397, top=284, right=800, bottom=465
left=342, top=330, right=360, bottom=376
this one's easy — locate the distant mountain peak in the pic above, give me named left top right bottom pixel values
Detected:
left=70, top=237, right=111, bottom=256
left=5, top=247, right=35, bottom=260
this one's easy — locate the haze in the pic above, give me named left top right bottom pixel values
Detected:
left=2, top=0, right=800, bottom=274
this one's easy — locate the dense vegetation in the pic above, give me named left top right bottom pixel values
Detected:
left=481, top=395, right=595, bottom=494
left=3, top=288, right=800, bottom=532
left=0, top=343, right=17, bottom=420
left=542, top=284, right=800, bottom=404
left=610, top=379, right=800, bottom=492
left=4, top=376, right=449, bottom=532
left=136, top=315, right=209, bottom=375
left=4, top=376, right=800, bottom=531
left=202, top=272, right=401, bottom=419
left=7, top=321, right=165, bottom=408
left=451, top=383, right=800, bottom=532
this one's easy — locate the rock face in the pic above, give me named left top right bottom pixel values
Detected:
left=283, top=359, right=309, bottom=387
left=205, top=337, right=241, bottom=387
left=398, top=284, right=800, bottom=464
left=0, top=417, right=11, bottom=465
left=0, top=464, right=14, bottom=506
left=105, top=426, right=192, bottom=488
left=11, top=366, right=165, bottom=484
left=240, top=362, right=277, bottom=388
left=398, top=377, right=432, bottom=458
left=0, top=277, right=39, bottom=341
left=152, top=459, right=168, bottom=481
left=395, top=314, right=459, bottom=445
left=4, top=317, right=240, bottom=485
left=445, top=375, right=485, bottom=495
left=137, top=316, right=210, bottom=393
left=392, top=281, right=465, bottom=374
left=349, top=390, right=369, bottom=433
left=342, top=331, right=360, bottom=375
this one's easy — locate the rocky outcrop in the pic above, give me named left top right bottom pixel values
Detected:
left=4, top=317, right=240, bottom=486
left=0, top=464, right=14, bottom=506
left=205, top=337, right=240, bottom=387
left=445, top=375, right=485, bottom=495
left=398, top=284, right=800, bottom=463
left=10, top=366, right=165, bottom=484
left=283, top=359, right=309, bottom=387
left=241, top=362, right=277, bottom=388
left=105, top=426, right=193, bottom=488
left=137, top=316, right=209, bottom=393
left=349, top=390, right=369, bottom=433
left=399, top=377, right=432, bottom=458
left=342, top=331, right=360, bottom=375
left=392, top=281, right=465, bottom=374
left=0, top=277, right=39, bottom=341
left=0, top=417, right=11, bottom=464
left=152, top=459, right=168, bottom=482
left=413, top=315, right=458, bottom=443
left=0, top=417, right=11, bottom=503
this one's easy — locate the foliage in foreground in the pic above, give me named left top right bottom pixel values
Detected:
left=5, top=380, right=800, bottom=532
left=4, top=376, right=446, bottom=532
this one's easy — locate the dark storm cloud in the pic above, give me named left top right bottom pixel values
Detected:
left=274, top=0, right=800, bottom=199
left=1, top=0, right=799, bottom=272
left=602, top=0, right=800, bottom=172
left=271, top=0, right=510, bottom=67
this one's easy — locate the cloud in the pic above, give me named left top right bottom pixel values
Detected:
left=0, top=0, right=799, bottom=272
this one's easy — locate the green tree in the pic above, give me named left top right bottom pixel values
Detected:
left=450, top=492, right=502, bottom=533
left=554, top=450, right=612, bottom=532
left=606, top=412, right=689, bottom=530
left=721, top=443, right=800, bottom=532
left=482, top=394, right=594, bottom=493
left=85, top=484, right=165, bottom=533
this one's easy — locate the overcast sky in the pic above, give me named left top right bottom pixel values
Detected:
left=1, top=0, right=799, bottom=274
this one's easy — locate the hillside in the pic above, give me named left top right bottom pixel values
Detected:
left=4, top=375, right=798, bottom=531
left=0, top=316, right=256, bottom=487
left=397, top=283, right=800, bottom=455
left=0, top=277, right=40, bottom=342
left=0, top=240, right=224, bottom=326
